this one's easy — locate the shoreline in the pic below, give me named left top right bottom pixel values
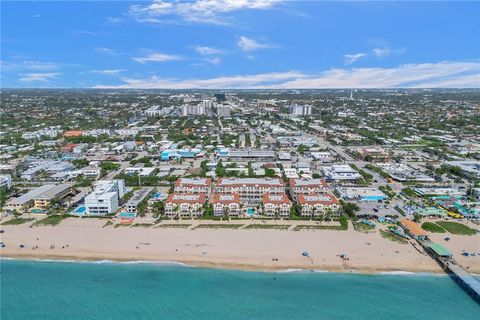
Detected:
left=0, top=254, right=446, bottom=275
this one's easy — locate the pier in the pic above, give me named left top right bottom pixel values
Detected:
left=419, top=240, right=480, bottom=304
left=446, top=263, right=480, bottom=303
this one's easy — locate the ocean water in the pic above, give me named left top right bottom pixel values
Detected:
left=1, top=259, right=478, bottom=320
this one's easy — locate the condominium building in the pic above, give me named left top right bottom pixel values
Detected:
left=145, top=105, right=162, bottom=117
left=216, top=105, right=231, bottom=117
left=84, top=180, right=125, bottom=215
left=124, top=188, right=150, bottom=213
left=33, top=183, right=74, bottom=209
left=210, top=193, right=241, bottom=217
left=174, top=177, right=212, bottom=196
left=289, top=104, right=312, bottom=116
left=165, top=193, right=206, bottom=218
left=6, top=183, right=73, bottom=211
left=297, top=193, right=340, bottom=217
left=216, top=177, right=285, bottom=203
left=0, top=174, right=12, bottom=189
left=288, top=178, right=328, bottom=201
left=181, top=104, right=205, bottom=116
left=262, top=193, right=292, bottom=218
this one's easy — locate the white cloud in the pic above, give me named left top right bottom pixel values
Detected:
left=19, top=73, right=60, bottom=82
left=106, top=17, right=122, bottom=25
left=372, top=47, right=405, bottom=58
left=96, top=71, right=306, bottom=89
left=205, top=58, right=222, bottom=65
left=95, top=47, right=117, bottom=55
left=373, top=47, right=390, bottom=58
left=90, top=69, right=124, bottom=75
left=195, top=46, right=224, bottom=56
left=130, top=0, right=282, bottom=25
left=237, top=36, right=271, bottom=52
left=344, top=53, right=367, bottom=65
left=1, top=60, right=61, bottom=71
left=94, top=61, right=480, bottom=89
left=74, top=30, right=100, bottom=36
left=133, top=53, right=182, bottom=64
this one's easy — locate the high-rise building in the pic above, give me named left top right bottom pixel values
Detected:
left=181, top=104, right=206, bottom=116
left=216, top=105, right=231, bottom=116
left=288, top=105, right=312, bottom=116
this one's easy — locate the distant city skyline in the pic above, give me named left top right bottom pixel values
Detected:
left=1, top=0, right=479, bottom=88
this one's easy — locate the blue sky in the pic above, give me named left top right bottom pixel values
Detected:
left=1, top=0, right=479, bottom=88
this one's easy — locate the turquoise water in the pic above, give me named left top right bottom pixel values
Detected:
left=1, top=259, right=479, bottom=320
left=361, top=195, right=386, bottom=201
left=31, top=209, right=47, bottom=214
left=72, top=205, right=86, bottom=215
left=117, top=212, right=136, bottom=218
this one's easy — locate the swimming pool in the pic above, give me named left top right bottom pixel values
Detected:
left=150, top=192, right=167, bottom=200
left=71, top=205, right=86, bottom=215
left=117, top=212, right=136, bottom=219
left=246, top=208, right=255, bottom=216
left=31, top=209, right=46, bottom=214
left=361, top=196, right=386, bottom=201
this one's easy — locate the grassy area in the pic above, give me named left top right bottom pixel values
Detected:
left=155, top=224, right=191, bottom=229
left=113, top=224, right=129, bottom=228
left=131, top=223, right=154, bottom=228
left=1, top=218, right=34, bottom=225
left=380, top=230, right=408, bottom=244
left=294, top=222, right=347, bottom=231
left=193, top=224, right=243, bottom=230
left=34, top=214, right=72, bottom=226
left=353, top=222, right=375, bottom=233
left=244, top=224, right=290, bottom=230
left=436, top=221, right=477, bottom=235
left=421, top=222, right=446, bottom=233
left=102, top=220, right=114, bottom=228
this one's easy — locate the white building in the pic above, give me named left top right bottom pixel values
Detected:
left=174, top=177, right=212, bottom=195
left=145, top=105, right=162, bottom=117
left=0, top=174, right=12, bottom=189
left=262, top=193, right=292, bottom=217
left=210, top=193, right=241, bottom=217
left=84, top=180, right=125, bottom=215
left=165, top=193, right=206, bottom=218
left=181, top=104, right=205, bottom=116
left=289, top=105, right=312, bottom=116
left=298, top=193, right=340, bottom=217
left=124, top=188, right=150, bottom=213
left=288, top=178, right=328, bottom=200
left=217, top=105, right=231, bottom=117
left=323, top=165, right=362, bottom=181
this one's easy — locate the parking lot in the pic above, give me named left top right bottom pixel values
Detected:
left=355, top=199, right=402, bottom=219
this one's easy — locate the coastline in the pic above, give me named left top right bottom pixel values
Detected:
left=0, top=254, right=446, bottom=275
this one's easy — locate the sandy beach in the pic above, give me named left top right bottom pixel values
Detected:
left=1, top=218, right=479, bottom=274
